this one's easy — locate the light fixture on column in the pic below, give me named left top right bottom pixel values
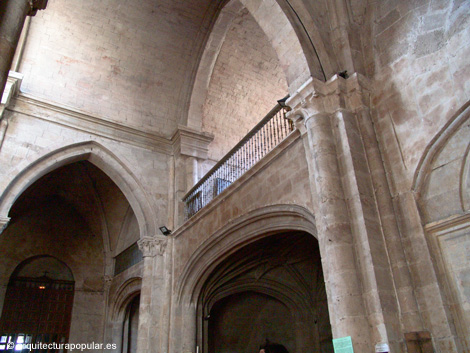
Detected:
left=159, top=226, right=172, bottom=236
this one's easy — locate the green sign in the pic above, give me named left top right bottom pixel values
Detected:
left=333, top=336, right=354, bottom=353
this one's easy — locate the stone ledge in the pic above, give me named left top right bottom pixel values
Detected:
left=9, top=93, right=173, bottom=154
left=171, top=125, right=214, bottom=159
left=173, top=129, right=301, bottom=237
left=424, top=212, right=470, bottom=236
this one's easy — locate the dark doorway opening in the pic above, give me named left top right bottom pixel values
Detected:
left=199, top=231, right=333, bottom=353
left=121, top=295, right=140, bottom=353
left=0, top=256, right=74, bottom=352
left=208, top=291, right=295, bottom=353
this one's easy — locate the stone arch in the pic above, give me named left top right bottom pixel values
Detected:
left=413, top=101, right=470, bottom=202
left=185, top=0, right=332, bottom=130
left=202, top=279, right=310, bottom=320
left=0, top=140, right=157, bottom=239
left=108, top=277, right=142, bottom=353
left=461, top=144, right=470, bottom=211
left=2, top=253, right=83, bottom=293
left=201, top=287, right=298, bottom=353
left=110, top=277, right=142, bottom=322
left=176, top=204, right=317, bottom=305
left=10, top=255, right=74, bottom=282
left=412, top=101, right=470, bottom=350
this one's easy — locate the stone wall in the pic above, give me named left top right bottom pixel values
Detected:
left=0, top=96, right=170, bottom=231
left=418, top=106, right=470, bottom=351
left=370, top=0, right=470, bottom=192
left=209, top=292, right=295, bottom=352
left=202, top=7, right=288, bottom=161
left=17, top=0, right=214, bottom=136
left=173, top=132, right=312, bottom=283
left=0, top=196, right=106, bottom=345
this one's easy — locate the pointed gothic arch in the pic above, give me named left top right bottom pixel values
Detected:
left=0, top=141, right=157, bottom=239
left=412, top=100, right=470, bottom=351
left=413, top=100, right=470, bottom=200
left=111, top=277, right=143, bottom=323
left=175, top=204, right=318, bottom=305
left=185, top=0, right=333, bottom=130
left=174, top=204, right=331, bottom=353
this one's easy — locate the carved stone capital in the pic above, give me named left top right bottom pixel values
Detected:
left=103, top=275, right=113, bottom=289
left=137, top=236, right=167, bottom=257
left=0, top=217, right=11, bottom=235
left=286, top=73, right=371, bottom=123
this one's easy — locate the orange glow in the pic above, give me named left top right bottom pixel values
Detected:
left=39, top=286, right=46, bottom=290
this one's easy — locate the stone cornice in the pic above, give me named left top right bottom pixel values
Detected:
left=1, top=71, right=24, bottom=107
left=9, top=93, right=173, bottom=154
left=171, top=125, right=214, bottom=159
left=137, top=236, right=167, bottom=257
left=286, top=73, right=371, bottom=119
left=8, top=93, right=217, bottom=158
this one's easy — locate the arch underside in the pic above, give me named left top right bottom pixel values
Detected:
left=185, top=0, right=331, bottom=130
left=414, top=101, right=470, bottom=350
left=193, top=224, right=331, bottom=352
left=0, top=141, right=158, bottom=239
left=176, top=204, right=318, bottom=305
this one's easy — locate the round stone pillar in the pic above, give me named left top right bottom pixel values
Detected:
left=303, top=112, right=372, bottom=351
left=0, top=0, right=29, bottom=98
left=0, top=0, right=47, bottom=98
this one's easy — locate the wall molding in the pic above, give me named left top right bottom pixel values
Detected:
left=424, top=212, right=470, bottom=236
left=9, top=93, right=173, bottom=154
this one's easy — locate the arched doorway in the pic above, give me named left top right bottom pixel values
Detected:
left=121, top=294, right=140, bottom=353
left=0, top=159, right=145, bottom=349
left=0, top=256, right=74, bottom=351
left=198, top=231, right=332, bottom=353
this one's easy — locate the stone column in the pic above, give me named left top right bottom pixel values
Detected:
left=182, top=303, right=197, bottom=353
left=305, top=112, right=373, bottom=351
left=287, top=74, right=415, bottom=352
left=0, top=0, right=47, bottom=98
left=288, top=78, right=372, bottom=352
left=137, top=236, right=168, bottom=353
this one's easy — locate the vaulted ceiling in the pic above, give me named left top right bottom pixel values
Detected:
left=18, top=0, right=234, bottom=136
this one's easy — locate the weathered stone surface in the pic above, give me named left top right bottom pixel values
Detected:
left=0, top=0, right=469, bottom=352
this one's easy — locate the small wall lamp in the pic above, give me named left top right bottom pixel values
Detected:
left=159, top=226, right=172, bottom=236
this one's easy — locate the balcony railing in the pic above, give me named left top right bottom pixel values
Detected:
left=183, top=102, right=294, bottom=219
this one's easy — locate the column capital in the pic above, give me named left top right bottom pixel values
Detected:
left=103, top=274, right=113, bottom=290
left=0, top=216, right=11, bottom=235
left=1, top=71, right=23, bottom=107
left=137, top=236, right=167, bottom=257
left=286, top=73, right=371, bottom=122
